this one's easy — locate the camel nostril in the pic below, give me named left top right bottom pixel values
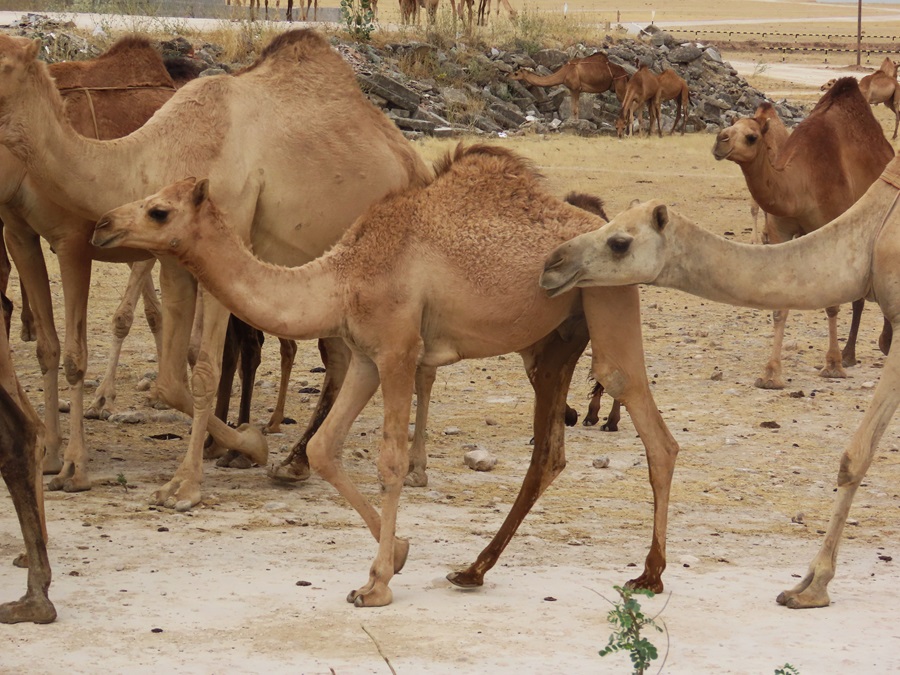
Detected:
left=543, top=253, right=564, bottom=272
left=607, top=234, right=632, bottom=255
left=95, top=217, right=110, bottom=230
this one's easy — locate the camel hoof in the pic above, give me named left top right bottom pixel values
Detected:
left=403, top=470, right=428, bottom=488
left=754, top=377, right=785, bottom=390
left=600, top=422, right=619, bottom=432
left=62, top=477, right=91, bottom=493
left=625, top=574, right=664, bottom=594
left=267, top=460, right=311, bottom=483
left=348, top=587, right=393, bottom=607
left=819, top=366, right=848, bottom=379
left=12, top=553, right=27, bottom=568
left=20, top=325, right=37, bottom=343
left=203, top=439, right=228, bottom=460
left=446, top=569, right=485, bottom=588
left=83, top=406, right=112, bottom=420
left=776, top=589, right=830, bottom=609
left=564, top=406, right=578, bottom=427
left=215, top=450, right=252, bottom=469
left=394, top=537, right=410, bottom=573
left=0, top=596, right=57, bottom=624
left=841, top=353, right=858, bottom=368
left=235, top=423, right=268, bottom=465
left=582, top=417, right=599, bottom=427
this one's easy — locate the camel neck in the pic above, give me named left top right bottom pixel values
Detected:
left=177, top=209, right=344, bottom=341
left=519, top=70, right=565, bottom=87
left=654, top=190, right=891, bottom=309
left=736, top=149, right=799, bottom=218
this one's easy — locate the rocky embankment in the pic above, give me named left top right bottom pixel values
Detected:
left=12, top=13, right=808, bottom=138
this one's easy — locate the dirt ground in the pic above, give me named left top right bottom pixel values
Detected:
left=6, top=6, right=900, bottom=674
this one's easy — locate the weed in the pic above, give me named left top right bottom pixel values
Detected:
left=340, top=0, right=376, bottom=42
left=598, top=585, right=666, bottom=675
left=775, top=665, right=800, bottom=675
left=116, top=472, right=128, bottom=492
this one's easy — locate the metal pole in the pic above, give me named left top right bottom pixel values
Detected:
left=857, top=0, right=862, bottom=67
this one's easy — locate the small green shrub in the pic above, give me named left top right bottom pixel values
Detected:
left=340, top=0, right=376, bottom=41
left=599, top=585, right=664, bottom=675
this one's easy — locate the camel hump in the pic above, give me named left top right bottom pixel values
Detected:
left=256, top=29, right=332, bottom=65
left=755, top=101, right=777, bottom=119
left=433, top=143, right=539, bottom=181
left=100, top=35, right=155, bottom=58
left=564, top=192, right=608, bottom=220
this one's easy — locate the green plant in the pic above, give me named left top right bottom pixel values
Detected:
left=599, top=585, right=664, bottom=675
left=116, top=472, right=128, bottom=492
left=775, top=665, right=799, bottom=675
left=340, top=0, right=376, bottom=41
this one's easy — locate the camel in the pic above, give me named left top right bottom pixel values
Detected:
left=0, top=36, right=179, bottom=488
left=399, top=0, right=419, bottom=24
left=615, top=64, right=661, bottom=138
left=510, top=53, right=629, bottom=122
left=540, top=154, right=900, bottom=608
left=657, top=69, right=690, bottom=135
left=476, top=0, right=517, bottom=24
left=822, top=57, right=900, bottom=139
left=0, top=307, right=55, bottom=624
left=92, top=144, right=682, bottom=606
left=713, top=80, right=893, bottom=389
left=0, top=30, right=430, bottom=508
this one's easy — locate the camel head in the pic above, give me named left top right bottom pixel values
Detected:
left=92, top=177, right=209, bottom=254
left=540, top=200, right=670, bottom=297
left=713, top=103, right=780, bottom=164
left=508, top=68, right=530, bottom=82
left=0, top=35, right=42, bottom=106
left=820, top=78, right=837, bottom=92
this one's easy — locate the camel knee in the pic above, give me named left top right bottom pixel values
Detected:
left=189, top=360, right=220, bottom=406
left=825, top=306, right=840, bottom=319
left=377, top=450, right=407, bottom=487
left=112, top=308, right=135, bottom=340
left=144, top=305, right=163, bottom=335
left=837, top=450, right=868, bottom=487
left=62, top=353, right=86, bottom=386
left=34, top=338, right=60, bottom=376
left=306, top=435, right=337, bottom=480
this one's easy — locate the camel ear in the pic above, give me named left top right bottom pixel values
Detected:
left=25, top=39, right=40, bottom=62
left=760, top=118, right=771, bottom=134
left=192, top=179, right=209, bottom=208
left=651, top=204, right=668, bottom=232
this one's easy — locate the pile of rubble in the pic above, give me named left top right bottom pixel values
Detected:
left=8, top=13, right=809, bottom=138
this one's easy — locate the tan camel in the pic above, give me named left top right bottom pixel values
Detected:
left=0, top=36, right=177, bottom=488
left=477, top=0, right=517, bottom=24
left=510, top=53, right=629, bottom=122
left=822, top=57, right=900, bottom=139
left=713, top=80, right=893, bottom=389
left=92, top=144, right=682, bottom=606
left=615, top=64, right=661, bottom=138
left=540, top=153, right=900, bottom=608
left=0, top=30, right=429, bottom=508
left=0, top=306, right=55, bottom=624
left=657, top=69, right=690, bottom=135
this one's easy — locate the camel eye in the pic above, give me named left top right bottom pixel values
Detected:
left=746, top=134, right=758, bottom=145
left=148, top=208, right=169, bottom=223
left=607, top=234, right=633, bottom=255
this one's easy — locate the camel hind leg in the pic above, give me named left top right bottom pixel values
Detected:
left=264, top=338, right=298, bottom=434
left=841, top=298, right=866, bottom=368
left=820, top=305, right=849, bottom=379
left=778, top=324, right=900, bottom=608
left=447, top=317, right=588, bottom=588
left=405, top=364, right=436, bottom=487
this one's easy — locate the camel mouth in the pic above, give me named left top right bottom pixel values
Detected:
left=91, top=228, right=125, bottom=249
left=539, top=267, right=581, bottom=298
left=712, top=145, right=732, bottom=161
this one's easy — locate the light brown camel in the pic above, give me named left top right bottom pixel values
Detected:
left=713, top=79, right=893, bottom=389
left=0, top=36, right=175, bottom=488
left=399, top=0, right=419, bottom=24
left=417, top=0, right=439, bottom=23
left=657, top=68, right=690, bottom=135
left=510, top=53, right=629, bottom=122
left=822, top=57, right=900, bottom=139
left=540, top=154, right=900, bottom=608
left=0, top=308, right=55, bottom=624
left=92, top=145, right=682, bottom=606
left=0, top=31, right=429, bottom=508
left=476, top=0, right=517, bottom=24
left=615, top=64, right=661, bottom=138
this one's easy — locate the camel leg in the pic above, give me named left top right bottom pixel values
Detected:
left=1, top=216, right=62, bottom=473
left=571, top=90, right=581, bottom=122
left=138, top=259, right=164, bottom=394
left=582, top=383, right=621, bottom=431
left=603, top=399, right=622, bottom=432
left=46, top=241, right=93, bottom=492
left=201, top=315, right=242, bottom=461
left=0, top=373, right=55, bottom=624
left=86, top=259, right=157, bottom=419
left=820, top=305, right=849, bottom=379
left=216, top=318, right=264, bottom=469
left=268, top=336, right=349, bottom=483
left=841, top=298, right=866, bottom=368
left=653, top=95, right=663, bottom=138
left=303, top=350, right=410, bottom=606
left=778, top=332, right=900, bottom=608
left=405, top=364, right=437, bottom=488
left=264, top=338, right=298, bottom=434
left=151, top=263, right=266, bottom=511
left=0, top=231, right=35, bottom=342
left=587, top=286, right=678, bottom=591
left=19, top=283, right=35, bottom=343
left=880, top=317, right=892, bottom=355
left=447, top=319, right=588, bottom=588
left=756, top=308, right=789, bottom=389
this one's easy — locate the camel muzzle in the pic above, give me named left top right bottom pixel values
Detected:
left=540, top=248, right=580, bottom=298
left=91, top=216, right=122, bottom=248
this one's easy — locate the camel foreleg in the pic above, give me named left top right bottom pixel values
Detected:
left=841, top=298, right=866, bottom=368
left=820, top=305, right=849, bottom=379
left=778, top=329, right=900, bottom=608
left=756, top=308, right=789, bottom=389
left=405, top=364, right=437, bottom=487
left=264, top=338, right=298, bottom=433
left=447, top=318, right=588, bottom=588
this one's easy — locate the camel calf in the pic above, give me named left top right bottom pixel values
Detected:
left=657, top=69, right=690, bottom=135
left=616, top=64, right=662, bottom=138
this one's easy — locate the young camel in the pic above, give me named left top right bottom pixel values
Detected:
left=713, top=79, right=893, bottom=389
left=615, top=64, right=661, bottom=138
left=510, top=53, right=629, bottom=121
left=822, top=57, right=900, bottom=139
left=92, top=145, right=682, bottom=606
left=0, top=30, right=430, bottom=508
left=657, top=69, right=690, bottom=135
left=540, top=156, right=900, bottom=608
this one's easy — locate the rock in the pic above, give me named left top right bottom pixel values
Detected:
left=592, top=457, right=610, bottom=469
left=488, top=102, right=527, bottom=128
left=443, top=427, right=461, bottom=436
left=199, top=68, right=227, bottom=78
left=560, top=118, right=596, bottom=136
left=668, top=44, right=703, bottom=64
left=108, top=411, right=147, bottom=424
left=358, top=73, right=421, bottom=113
left=388, top=113, right=437, bottom=134
left=464, top=448, right=497, bottom=471
left=710, top=369, right=723, bottom=381
left=704, top=47, right=723, bottom=63
left=791, top=512, right=805, bottom=524
left=531, top=48, right=568, bottom=70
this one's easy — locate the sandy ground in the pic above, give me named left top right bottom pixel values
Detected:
left=4, top=6, right=900, bottom=674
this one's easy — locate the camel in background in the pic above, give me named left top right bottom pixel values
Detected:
left=93, top=144, right=682, bottom=606
left=477, top=0, right=517, bottom=24
left=616, top=64, right=661, bottom=138
left=713, top=80, right=893, bottom=388
left=658, top=69, right=690, bottom=135
left=510, top=53, right=629, bottom=122
left=0, top=31, right=430, bottom=509
left=540, top=155, right=900, bottom=607
left=822, top=57, right=900, bottom=138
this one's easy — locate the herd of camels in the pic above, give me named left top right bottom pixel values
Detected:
left=2, top=25, right=900, bottom=622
